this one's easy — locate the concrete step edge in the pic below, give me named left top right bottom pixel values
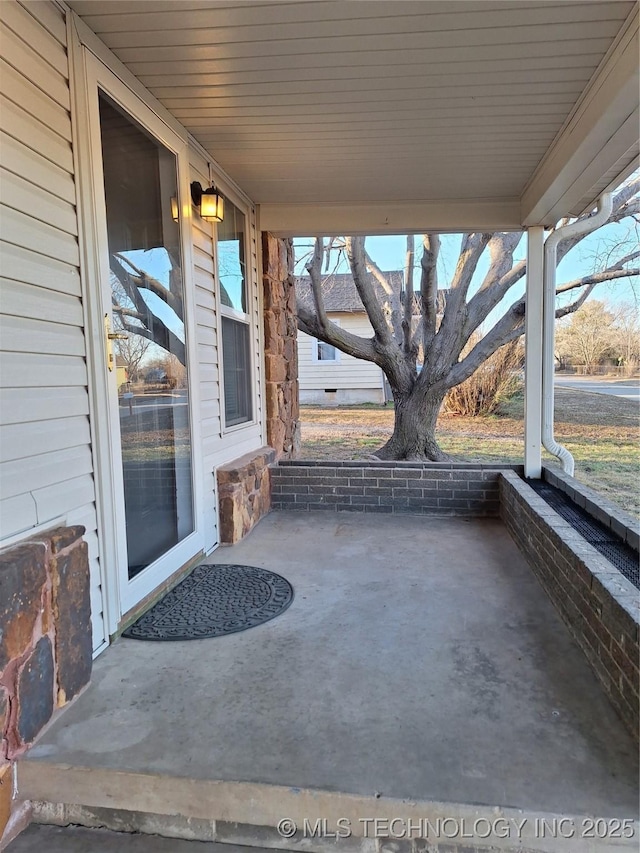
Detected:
left=17, top=762, right=638, bottom=853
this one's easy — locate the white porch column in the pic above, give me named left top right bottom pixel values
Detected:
left=524, top=226, right=544, bottom=479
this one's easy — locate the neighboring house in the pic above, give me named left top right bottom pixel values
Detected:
left=296, top=272, right=403, bottom=404
left=296, top=273, right=447, bottom=405
left=115, top=355, right=128, bottom=391
left=0, top=0, right=637, bottom=841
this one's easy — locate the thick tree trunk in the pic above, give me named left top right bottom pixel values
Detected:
left=375, top=386, right=449, bottom=461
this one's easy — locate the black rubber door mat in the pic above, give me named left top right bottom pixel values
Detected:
left=123, top=564, right=294, bottom=641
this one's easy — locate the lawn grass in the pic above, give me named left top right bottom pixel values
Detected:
left=299, top=388, right=640, bottom=517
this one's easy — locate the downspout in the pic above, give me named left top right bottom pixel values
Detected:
left=542, top=191, right=613, bottom=476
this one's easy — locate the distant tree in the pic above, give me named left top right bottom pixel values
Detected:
left=114, top=333, right=151, bottom=383
left=555, top=300, right=617, bottom=373
left=297, top=180, right=639, bottom=460
left=612, top=301, right=640, bottom=372
left=142, top=353, right=187, bottom=389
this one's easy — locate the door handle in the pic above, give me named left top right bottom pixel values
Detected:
left=104, top=314, right=128, bottom=372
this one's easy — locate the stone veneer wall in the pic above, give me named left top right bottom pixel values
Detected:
left=271, top=460, right=520, bottom=515
left=0, top=526, right=92, bottom=841
left=262, top=232, right=300, bottom=460
left=500, top=471, right=639, bottom=740
left=217, top=448, right=276, bottom=544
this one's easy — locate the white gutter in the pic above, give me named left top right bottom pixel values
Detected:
left=541, top=191, right=613, bottom=476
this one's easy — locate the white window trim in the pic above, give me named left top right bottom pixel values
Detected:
left=312, top=320, right=341, bottom=363
left=212, top=184, right=259, bottom=434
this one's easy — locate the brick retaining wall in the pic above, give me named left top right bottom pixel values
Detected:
left=500, top=470, right=639, bottom=740
left=543, top=465, right=639, bottom=551
left=272, top=460, right=521, bottom=515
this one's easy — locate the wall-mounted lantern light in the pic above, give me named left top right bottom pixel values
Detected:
left=170, top=196, right=179, bottom=222
left=190, top=181, right=224, bottom=223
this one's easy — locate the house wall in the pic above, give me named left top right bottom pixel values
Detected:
left=1, top=2, right=269, bottom=656
left=298, top=314, right=385, bottom=405
left=189, top=142, right=269, bottom=547
left=189, top=143, right=265, bottom=474
left=0, top=0, right=106, bottom=653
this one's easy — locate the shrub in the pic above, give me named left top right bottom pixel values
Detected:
left=442, top=341, right=523, bottom=417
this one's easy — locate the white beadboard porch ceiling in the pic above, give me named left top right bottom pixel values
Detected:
left=68, top=0, right=639, bottom=232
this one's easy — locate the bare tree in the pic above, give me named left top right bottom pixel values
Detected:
left=555, top=300, right=617, bottom=374
left=297, top=180, right=639, bottom=460
left=110, top=252, right=186, bottom=366
left=612, top=301, right=640, bottom=372
left=114, top=332, right=151, bottom=384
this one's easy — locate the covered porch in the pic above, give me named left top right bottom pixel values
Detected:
left=1, top=0, right=639, bottom=849
left=18, top=509, right=639, bottom=850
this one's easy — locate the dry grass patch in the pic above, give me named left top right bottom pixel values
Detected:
left=299, top=387, right=639, bottom=517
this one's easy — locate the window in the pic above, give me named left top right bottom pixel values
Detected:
left=317, top=341, right=339, bottom=361
left=221, top=316, right=252, bottom=426
left=217, top=197, right=253, bottom=426
left=312, top=321, right=340, bottom=363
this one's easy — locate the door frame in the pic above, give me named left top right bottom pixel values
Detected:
left=69, top=17, right=206, bottom=635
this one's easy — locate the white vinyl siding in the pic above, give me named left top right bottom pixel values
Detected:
left=298, top=313, right=383, bottom=390
left=188, top=142, right=265, bottom=550
left=189, top=146, right=220, bottom=552
left=0, top=0, right=106, bottom=651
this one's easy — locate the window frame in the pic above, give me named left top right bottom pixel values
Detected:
left=311, top=320, right=341, bottom=364
left=211, top=188, right=258, bottom=433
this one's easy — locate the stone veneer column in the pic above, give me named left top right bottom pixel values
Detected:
left=217, top=447, right=276, bottom=544
left=262, top=232, right=300, bottom=460
left=0, top=526, right=92, bottom=843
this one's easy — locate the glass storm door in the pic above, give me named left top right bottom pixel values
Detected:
left=98, top=92, right=196, bottom=588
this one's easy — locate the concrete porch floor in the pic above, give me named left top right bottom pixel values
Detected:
left=20, top=512, right=638, bottom=828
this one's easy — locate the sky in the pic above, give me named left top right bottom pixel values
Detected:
left=293, top=216, right=639, bottom=332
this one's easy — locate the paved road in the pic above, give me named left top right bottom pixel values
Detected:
left=555, top=376, right=640, bottom=402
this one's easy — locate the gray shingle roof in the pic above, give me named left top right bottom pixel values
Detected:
left=295, top=272, right=447, bottom=315
left=295, top=271, right=404, bottom=313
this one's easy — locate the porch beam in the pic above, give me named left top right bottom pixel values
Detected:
left=521, top=8, right=639, bottom=226
left=523, top=226, right=544, bottom=479
left=257, top=199, right=522, bottom=238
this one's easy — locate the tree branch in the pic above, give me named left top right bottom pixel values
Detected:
left=448, top=302, right=525, bottom=387
left=113, top=305, right=145, bottom=319
left=556, top=267, right=639, bottom=294
left=555, top=177, right=640, bottom=265
left=306, top=238, right=330, bottom=333
left=430, top=232, right=491, bottom=377
left=346, top=236, right=393, bottom=345
left=420, top=233, right=440, bottom=350
left=113, top=253, right=183, bottom=318
left=447, top=262, right=639, bottom=388
left=364, top=247, right=402, bottom=339
left=296, top=302, right=379, bottom=363
left=402, top=234, right=415, bottom=355
left=463, top=233, right=523, bottom=338
left=448, top=233, right=492, bottom=301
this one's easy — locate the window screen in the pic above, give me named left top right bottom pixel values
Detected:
left=222, top=316, right=252, bottom=426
